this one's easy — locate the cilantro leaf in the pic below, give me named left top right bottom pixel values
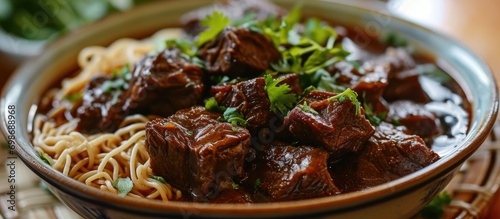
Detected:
left=327, top=88, right=361, bottom=116
left=166, top=38, right=197, bottom=57
left=418, top=192, right=452, bottom=219
left=148, top=174, right=166, bottom=184
left=205, top=98, right=247, bottom=127
left=205, top=97, right=226, bottom=113
left=254, top=178, right=262, bottom=193
left=40, top=152, right=52, bottom=165
left=264, top=75, right=298, bottom=115
left=223, top=107, right=248, bottom=127
left=304, top=18, right=337, bottom=46
left=113, top=177, right=133, bottom=197
left=196, top=11, right=230, bottom=47
left=362, top=94, right=387, bottom=126
left=63, top=92, right=82, bottom=103
left=298, top=102, right=318, bottom=115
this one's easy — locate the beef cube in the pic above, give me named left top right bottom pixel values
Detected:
left=123, top=48, right=204, bottom=116
left=286, top=90, right=375, bottom=160
left=247, top=142, right=340, bottom=201
left=331, top=122, right=440, bottom=193
left=212, top=77, right=272, bottom=133
left=383, top=68, right=431, bottom=103
left=275, top=73, right=303, bottom=96
left=199, top=27, right=281, bottom=77
left=145, top=106, right=250, bottom=199
left=209, top=188, right=253, bottom=203
left=76, top=48, right=204, bottom=133
left=76, top=75, right=129, bottom=133
left=387, top=100, right=441, bottom=143
left=181, top=0, right=285, bottom=36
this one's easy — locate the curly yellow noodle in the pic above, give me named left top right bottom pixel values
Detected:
left=32, top=29, right=184, bottom=202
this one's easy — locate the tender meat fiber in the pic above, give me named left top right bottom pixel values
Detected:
left=331, top=122, right=440, bottom=193
left=383, top=68, right=431, bottom=103
left=181, top=0, right=285, bottom=36
left=286, top=90, right=375, bottom=160
left=76, top=75, right=126, bottom=133
left=388, top=100, right=441, bottom=144
left=145, top=106, right=250, bottom=200
left=212, top=75, right=301, bottom=134
left=247, top=142, right=340, bottom=201
left=199, top=27, right=281, bottom=77
left=209, top=188, right=254, bottom=203
left=123, top=48, right=204, bottom=116
left=76, top=48, right=204, bottom=133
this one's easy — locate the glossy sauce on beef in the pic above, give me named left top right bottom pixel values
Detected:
left=36, top=0, right=471, bottom=203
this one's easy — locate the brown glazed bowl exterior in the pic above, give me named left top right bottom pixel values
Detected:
left=1, top=0, right=498, bottom=218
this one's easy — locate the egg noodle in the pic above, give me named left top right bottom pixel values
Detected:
left=32, top=29, right=184, bottom=201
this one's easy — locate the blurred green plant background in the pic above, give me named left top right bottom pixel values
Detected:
left=0, top=0, right=152, bottom=41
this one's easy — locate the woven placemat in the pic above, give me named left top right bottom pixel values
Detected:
left=1, top=121, right=499, bottom=219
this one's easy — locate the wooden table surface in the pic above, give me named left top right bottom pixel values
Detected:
left=1, top=0, right=499, bottom=218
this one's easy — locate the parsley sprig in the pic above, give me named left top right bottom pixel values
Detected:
left=327, top=88, right=361, bottom=116
left=264, top=75, right=298, bottom=115
left=205, top=98, right=248, bottom=127
left=195, top=11, right=230, bottom=47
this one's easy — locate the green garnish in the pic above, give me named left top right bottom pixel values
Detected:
left=113, top=177, right=133, bottom=197
left=223, top=107, right=248, bottom=127
left=148, top=174, right=166, bottom=184
left=392, top=118, right=402, bottom=126
left=230, top=179, right=239, bottom=189
left=205, top=98, right=248, bottom=127
left=195, top=11, right=230, bottom=47
left=362, top=95, right=387, bottom=126
left=63, top=92, right=82, bottom=103
left=327, top=88, right=361, bottom=116
left=205, top=97, right=226, bottom=113
left=264, top=74, right=298, bottom=115
left=382, top=32, right=408, bottom=47
left=418, top=191, right=452, bottom=219
left=304, top=18, right=337, bottom=46
left=40, top=152, right=52, bottom=165
left=254, top=178, right=262, bottom=193
left=103, top=64, right=132, bottom=94
left=298, top=102, right=318, bottom=115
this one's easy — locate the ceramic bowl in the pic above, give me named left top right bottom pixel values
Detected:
left=1, top=0, right=498, bottom=218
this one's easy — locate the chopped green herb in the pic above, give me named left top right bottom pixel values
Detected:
left=63, top=92, right=82, bottom=103
left=166, top=38, right=197, bottom=57
left=254, top=178, right=262, bottom=193
left=223, top=107, right=248, bottom=127
left=327, top=88, right=361, bottom=116
left=231, top=11, right=257, bottom=27
left=417, top=64, right=451, bottom=83
left=40, top=152, right=52, bottom=165
left=382, top=32, right=408, bottom=47
left=205, top=98, right=247, bottom=127
left=264, top=74, right=298, bottom=115
left=230, top=179, right=239, bottom=189
left=196, top=11, right=231, bottom=47
left=205, top=97, right=226, bottom=113
left=113, top=177, right=133, bottom=197
left=148, top=174, right=166, bottom=184
left=362, top=96, right=387, bottom=126
left=418, top=191, right=452, bottom=219
left=313, top=68, right=346, bottom=93
left=304, top=18, right=337, bottom=46
left=298, top=102, right=318, bottom=115
left=392, top=118, right=402, bottom=126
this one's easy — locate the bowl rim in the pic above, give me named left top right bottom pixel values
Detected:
left=1, top=0, right=498, bottom=217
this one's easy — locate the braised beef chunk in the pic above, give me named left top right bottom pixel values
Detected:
left=209, top=188, right=253, bottom=203
left=369, top=48, right=430, bottom=103
left=199, top=27, right=281, bottom=77
left=247, top=142, right=340, bottom=201
left=275, top=73, right=303, bottom=96
left=383, top=67, right=431, bottom=103
left=212, top=77, right=274, bottom=133
left=331, top=122, right=440, bottom=193
left=76, top=48, right=204, bottom=133
left=145, top=106, right=250, bottom=200
left=387, top=100, right=441, bottom=143
left=181, top=0, right=285, bottom=36
left=286, top=90, right=375, bottom=160
left=123, top=48, right=204, bottom=116
left=76, top=75, right=127, bottom=133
